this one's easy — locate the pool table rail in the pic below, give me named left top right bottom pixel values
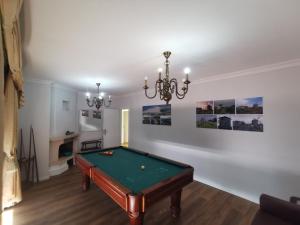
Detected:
left=92, top=167, right=132, bottom=210
left=112, top=146, right=193, bottom=169
left=75, top=155, right=94, bottom=174
left=75, top=154, right=132, bottom=211
left=142, top=167, right=193, bottom=210
left=78, top=146, right=193, bottom=169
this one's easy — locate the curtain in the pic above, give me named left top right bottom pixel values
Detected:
left=0, top=0, right=24, bottom=209
left=0, top=9, right=4, bottom=213
left=0, top=0, right=24, bottom=107
left=3, top=76, right=21, bottom=208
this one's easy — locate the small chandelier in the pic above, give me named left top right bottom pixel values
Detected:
left=143, top=51, right=191, bottom=104
left=86, top=83, right=112, bottom=110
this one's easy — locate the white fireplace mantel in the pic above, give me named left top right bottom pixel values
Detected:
left=50, top=133, right=79, bottom=142
left=49, top=133, right=79, bottom=176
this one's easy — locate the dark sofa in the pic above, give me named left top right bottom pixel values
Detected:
left=251, top=194, right=300, bottom=225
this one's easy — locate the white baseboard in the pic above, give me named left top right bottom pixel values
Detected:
left=39, top=175, right=50, bottom=181
left=49, top=163, right=68, bottom=177
left=194, top=175, right=259, bottom=204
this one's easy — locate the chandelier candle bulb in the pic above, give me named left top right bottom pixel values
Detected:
left=158, top=68, right=163, bottom=80
left=144, top=76, right=148, bottom=86
left=184, top=67, right=191, bottom=74
left=86, top=92, right=91, bottom=99
left=184, top=67, right=190, bottom=81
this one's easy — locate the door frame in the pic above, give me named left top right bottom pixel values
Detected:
left=121, top=109, right=129, bottom=146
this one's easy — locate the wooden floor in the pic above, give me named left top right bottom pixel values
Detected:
left=7, top=167, right=258, bottom=225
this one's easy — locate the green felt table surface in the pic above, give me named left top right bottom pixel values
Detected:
left=80, top=147, right=185, bottom=194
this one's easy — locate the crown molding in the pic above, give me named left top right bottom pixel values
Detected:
left=117, top=58, right=300, bottom=98
left=51, top=82, right=77, bottom=92
left=25, top=58, right=300, bottom=98
left=24, top=78, right=78, bottom=92
left=24, top=77, right=53, bottom=85
left=193, top=58, right=300, bottom=85
left=117, top=89, right=144, bottom=98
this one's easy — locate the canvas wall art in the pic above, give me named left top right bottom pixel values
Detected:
left=214, top=99, right=235, bottom=114
left=196, top=97, right=264, bottom=132
left=217, top=115, right=232, bottom=130
left=196, top=115, right=217, bottom=128
left=232, top=115, right=263, bottom=132
left=196, top=101, right=213, bottom=114
left=143, top=104, right=171, bottom=126
left=236, top=97, right=263, bottom=114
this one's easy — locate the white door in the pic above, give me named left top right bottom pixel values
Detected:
left=102, top=108, right=121, bottom=148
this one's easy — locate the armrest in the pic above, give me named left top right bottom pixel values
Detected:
left=260, top=194, right=300, bottom=224
left=290, top=196, right=300, bottom=204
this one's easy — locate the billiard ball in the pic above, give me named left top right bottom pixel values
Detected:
left=141, top=165, right=145, bottom=170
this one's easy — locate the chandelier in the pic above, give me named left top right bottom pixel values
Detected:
left=143, top=51, right=191, bottom=104
left=85, top=83, right=112, bottom=110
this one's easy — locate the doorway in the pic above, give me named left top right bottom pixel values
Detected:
left=121, top=109, right=129, bottom=147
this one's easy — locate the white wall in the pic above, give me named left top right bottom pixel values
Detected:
left=18, top=62, right=300, bottom=201
left=114, top=63, right=300, bottom=203
left=19, top=80, right=51, bottom=181
left=50, top=84, right=78, bottom=138
left=77, top=92, right=102, bottom=146
left=77, top=92, right=121, bottom=148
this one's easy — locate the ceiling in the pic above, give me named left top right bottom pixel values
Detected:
left=22, top=0, right=300, bottom=95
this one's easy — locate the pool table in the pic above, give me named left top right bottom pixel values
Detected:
left=75, top=146, right=194, bottom=225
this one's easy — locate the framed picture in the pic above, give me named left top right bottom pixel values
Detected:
left=81, top=110, right=89, bottom=117
left=143, top=104, right=171, bottom=126
left=93, top=110, right=101, bottom=119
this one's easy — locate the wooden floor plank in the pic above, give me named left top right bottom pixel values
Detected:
left=6, top=167, right=258, bottom=225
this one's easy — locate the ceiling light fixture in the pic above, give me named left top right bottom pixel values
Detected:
left=143, top=51, right=191, bottom=104
left=86, top=83, right=112, bottom=110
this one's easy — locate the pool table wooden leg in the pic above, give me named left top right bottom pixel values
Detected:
left=170, top=189, right=182, bottom=218
left=81, top=173, right=90, bottom=191
left=128, top=212, right=144, bottom=225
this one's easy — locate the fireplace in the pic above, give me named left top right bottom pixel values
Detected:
left=49, top=133, right=79, bottom=176
left=58, top=139, right=73, bottom=158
